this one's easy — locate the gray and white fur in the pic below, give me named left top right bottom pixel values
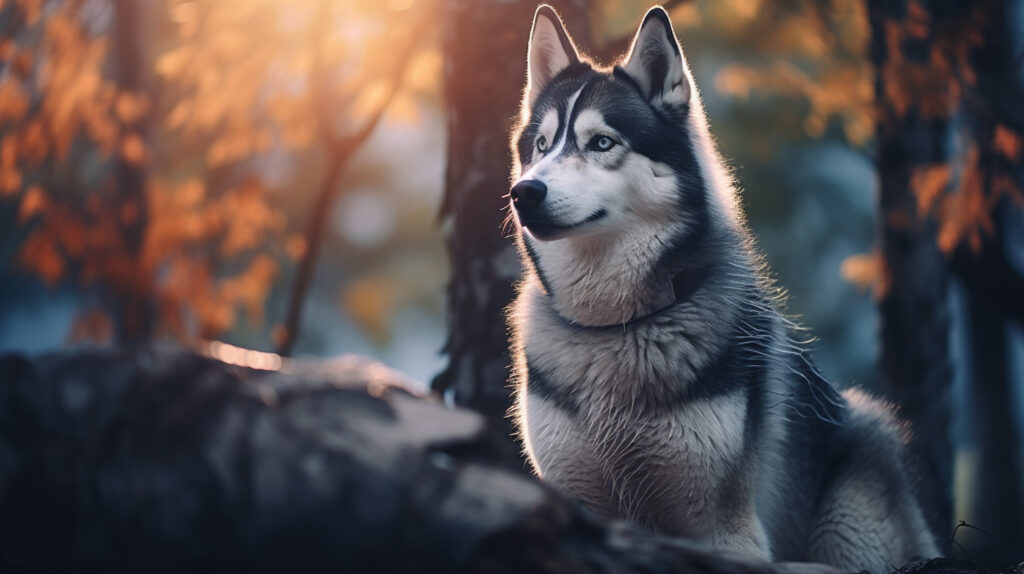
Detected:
left=506, top=6, right=938, bottom=572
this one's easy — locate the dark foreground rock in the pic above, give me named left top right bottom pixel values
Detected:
left=0, top=348, right=1006, bottom=573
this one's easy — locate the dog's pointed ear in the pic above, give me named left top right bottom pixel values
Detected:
left=526, top=5, right=579, bottom=105
left=622, top=7, right=691, bottom=107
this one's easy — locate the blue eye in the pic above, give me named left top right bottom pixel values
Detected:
left=589, top=135, right=615, bottom=152
left=536, top=136, right=548, bottom=152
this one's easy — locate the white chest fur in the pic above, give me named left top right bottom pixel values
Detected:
left=522, top=378, right=749, bottom=535
left=513, top=282, right=752, bottom=537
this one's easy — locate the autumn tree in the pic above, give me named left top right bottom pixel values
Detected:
left=1, top=0, right=290, bottom=343
left=274, top=0, right=434, bottom=356
left=155, top=0, right=426, bottom=349
left=1, top=0, right=162, bottom=343
left=2, top=0, right=437, bottom=350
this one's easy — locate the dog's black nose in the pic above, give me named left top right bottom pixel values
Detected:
left=510, top=180, right=547, bottom=211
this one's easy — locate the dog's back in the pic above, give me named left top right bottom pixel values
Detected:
left=507, top=6, right=937, bottom=572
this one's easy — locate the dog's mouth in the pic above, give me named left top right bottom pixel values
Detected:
left=522, top=209, right=607, bottom=241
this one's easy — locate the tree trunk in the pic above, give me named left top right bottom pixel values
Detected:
left=433, top=0, right=588, bottom=455
left=965, top=274, right=1024, bottom=560
left=113, top=0, right=153, bottom=341
left=958, top=0, right=1024, bottom=551
left=868, top=0, right=955, bottom=540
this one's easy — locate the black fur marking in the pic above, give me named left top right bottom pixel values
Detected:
left=523, top=208, right=608, bottom=241
left=561, top=77, right=602, bottom=152
left=526, top=361, right=579, bottom=416
left=790, top=351, right=846, bottom=427
left=522, top=236, right=553, bottom=295
left=736, top=297, right=774, bottom=451
left=771, top=350, right=849, bottom=553
left=516, top=66, right=596, bottom=164
left=643, top=52, right=669, bottom=100
left=610, top=67, right=647, bottom=100
left=640, top=7, right=678, bottom=51
left=686, top=293, right=773, bottom=408
left=670, top=265, right=711, bottom=307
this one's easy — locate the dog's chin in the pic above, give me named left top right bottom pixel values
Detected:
left=520, top=209, right=608, bottom=242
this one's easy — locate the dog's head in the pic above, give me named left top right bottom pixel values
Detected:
left=510, top=5, right=706, bottom=243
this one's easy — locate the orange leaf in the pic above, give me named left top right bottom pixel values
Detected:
left=18, top=230, right=64, bottom=285
left=119, top=133, right=147, bottom=165
left=18, top=185, right=47, bottom=222
left=286, top=234, right=307, bottom=260
left=910, top=163, right=952, bottom=216
left=0, top=78, right=30, bottom=124
left=993, top=124, right=1021, bottom=161
left=115, top=92, right=149, bottom=126
left=840, top=251, right=889, bottom=299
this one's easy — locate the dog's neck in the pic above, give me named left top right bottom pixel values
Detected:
left=529, top=225, right=696, bottom=326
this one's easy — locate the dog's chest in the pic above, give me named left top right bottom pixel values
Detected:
left=525, top=383, right=748, bottom=531
left=517, top=289, right=750, bottom=525
left=522, top=319, right=748, bottom=529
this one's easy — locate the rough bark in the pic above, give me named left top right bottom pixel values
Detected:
left=0, top=347, right=860, bottom=574
left=433, top=0, right=588, bottom=451
left=868, top=0, right=955, bottom=540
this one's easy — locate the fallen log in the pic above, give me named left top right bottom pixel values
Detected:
left=0, top=348, right=1000, bottom=573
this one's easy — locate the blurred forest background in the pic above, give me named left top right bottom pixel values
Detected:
left=1, top=0, right=1022, bottom=565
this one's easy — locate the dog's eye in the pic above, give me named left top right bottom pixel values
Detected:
left=589, top=135, right=616, bottom=152
left=536, top=136, right=549, bottom=153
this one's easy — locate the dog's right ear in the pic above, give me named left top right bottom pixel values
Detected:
left=526, top=5, right=579, bottom=105
left=622, top=7, right=691, bottom=108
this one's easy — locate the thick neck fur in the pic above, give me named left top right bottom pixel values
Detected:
left=530, top=226, right=677, bottom=326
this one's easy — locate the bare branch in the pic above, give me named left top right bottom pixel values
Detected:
left=277, top=1, right=432, bottom=356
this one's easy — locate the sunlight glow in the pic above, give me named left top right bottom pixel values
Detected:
left=205, top=340, right=283, bottom=371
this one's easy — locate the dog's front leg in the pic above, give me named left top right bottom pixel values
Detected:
left=702, top=513, right=772, bottom=561
left=652, top=491, right=771, bottom=560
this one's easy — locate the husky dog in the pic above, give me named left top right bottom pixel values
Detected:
left=507, top=5, right=938, bottom=572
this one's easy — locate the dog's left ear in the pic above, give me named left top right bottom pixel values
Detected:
left=622, top=7, right=691, bottom=107
left=526, top=5, right=580, bottom=105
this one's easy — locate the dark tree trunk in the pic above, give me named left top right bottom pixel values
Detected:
left=433, top=0, right=588, bottom=453
left=965, top=275, right=1024, bottom=560
left=957, top=0, right=1024, bottom=551
left=113, top=0, right=153, bottom=341
left=868, top=0, right=955, bottom=540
